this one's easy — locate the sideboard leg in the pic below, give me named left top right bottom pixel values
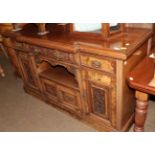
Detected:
left=0, top=64, right=5, bottom=77
left=134, top=91, right=149, bottom=132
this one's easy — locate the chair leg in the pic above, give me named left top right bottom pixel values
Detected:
left=0, top=64, right=5, bottom=77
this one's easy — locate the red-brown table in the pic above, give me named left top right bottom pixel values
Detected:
left=128, top=56, right=155, bottom=132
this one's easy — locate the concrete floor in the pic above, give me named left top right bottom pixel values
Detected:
left=0, top=54, right=155, bottom=132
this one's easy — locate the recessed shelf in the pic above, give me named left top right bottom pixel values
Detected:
left=39, top=65, right=79, bottom=90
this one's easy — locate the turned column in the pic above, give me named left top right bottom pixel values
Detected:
left=38, top=23, right=46, bottom=33
left=37, top=24, right=49, bottom=35
left=134, top=91, right=149, bottom=132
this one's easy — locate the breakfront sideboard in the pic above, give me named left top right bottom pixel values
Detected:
left=1, top=23, right=153, bottom=131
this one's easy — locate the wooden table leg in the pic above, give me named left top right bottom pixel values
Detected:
left=134, top=91, right=149, bottom=132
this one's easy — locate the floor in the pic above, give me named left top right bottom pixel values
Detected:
left=0, top=53, right=155, bottom=132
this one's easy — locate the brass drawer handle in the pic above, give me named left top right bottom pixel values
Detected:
left=34, top=48, right=41, bottom=55
left=16, top=42, right=22, bottom=48
left=91, top=60, right=101, bottom=68
left=53, top=51, right=62, bottom=60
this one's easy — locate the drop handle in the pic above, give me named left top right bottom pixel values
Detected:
left=53, top=51, right=62, bottom=60
left=34, top=48, right=41, bottom=55
left=91, top=60, right=101, bottom=68
left=16, top=42, right=22, bottom=48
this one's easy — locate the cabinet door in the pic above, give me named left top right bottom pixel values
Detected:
left=41, top=78, right=58, bottom=103
left=87, top=82, right=111, bottom=120
left=82, top=68, right=117, bottom=127
left=18, top=52, right=38, bottom=89
left=58, top=85, right=81, bottom=115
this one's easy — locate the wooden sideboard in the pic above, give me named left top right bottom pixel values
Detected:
left=1, top=23, right=153, bottom=131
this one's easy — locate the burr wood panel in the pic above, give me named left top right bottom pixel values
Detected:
left=1, top=24, right=152, bottom=131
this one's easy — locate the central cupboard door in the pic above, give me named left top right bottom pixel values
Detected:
left=41, top=78, right=59, bottom=103
left=57, top=85, right=82, bottom=115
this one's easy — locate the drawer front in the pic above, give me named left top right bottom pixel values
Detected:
left=87, top=70, right=113, bottom=87
left=47, top=49, right=76, bottom=64
left=15, top=42, right=48, bottom=58
left=14, top=41, right=23, bottom=49
left=41, top=78, right=58, bottom=103
left=58, top=85, right=81, bottom=114
left=14, top=42, right=76, bottom=64
left=81, top=54, right=115, bottom=74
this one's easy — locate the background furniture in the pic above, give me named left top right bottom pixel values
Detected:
left=0, top=64, right=5, bottom=77
left=0, top=34, right=6, bottom=77
left=1, top=23, right=153, bottom=131
left=128, top=56, right=155, bottom=131
left=0, top=35, right=8, bottom=58
left=0, top=24, right=20, bottom=76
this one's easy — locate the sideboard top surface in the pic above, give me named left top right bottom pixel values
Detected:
left=1, top=24, right=152, bottom=60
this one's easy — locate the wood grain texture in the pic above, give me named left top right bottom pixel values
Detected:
left=127, top=55, right=155, bottom=131
left=1, top=23, right=152, bottom=131
left=126, top=23, right=153, bottom=29
left=128, top=57, right=155, bottom=95
left=134, top=91, right=149, bottom=132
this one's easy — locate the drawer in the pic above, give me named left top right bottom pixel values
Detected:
left=14, top=42, right=24, bottom=49
left=15, top=42, right=76, bottom=64
left=14, top=42, right=47, bottom=56
left=47, top=49, right=76, bottom=64
left=87, top=70, right=113, bottom=87
left=80, top=54, right=115, bottom=74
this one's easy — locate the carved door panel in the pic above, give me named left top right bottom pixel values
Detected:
left=87, top=82, right=112, bottom=122
left=57, top=85, right=81, bottom=115
left=41, top=78, right=59, bottom=103
left=18, top=52, right=38, bottom=90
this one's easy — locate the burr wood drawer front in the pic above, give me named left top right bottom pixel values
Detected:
left=80, top=54, right=116, bottom=74
left=87, top=70, right=113, bottom=87
left=14, top=42, right=76, bottom=64
left=14, top=42, right=47, bottom=56
left=47, top=49, right=76, bottom=64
